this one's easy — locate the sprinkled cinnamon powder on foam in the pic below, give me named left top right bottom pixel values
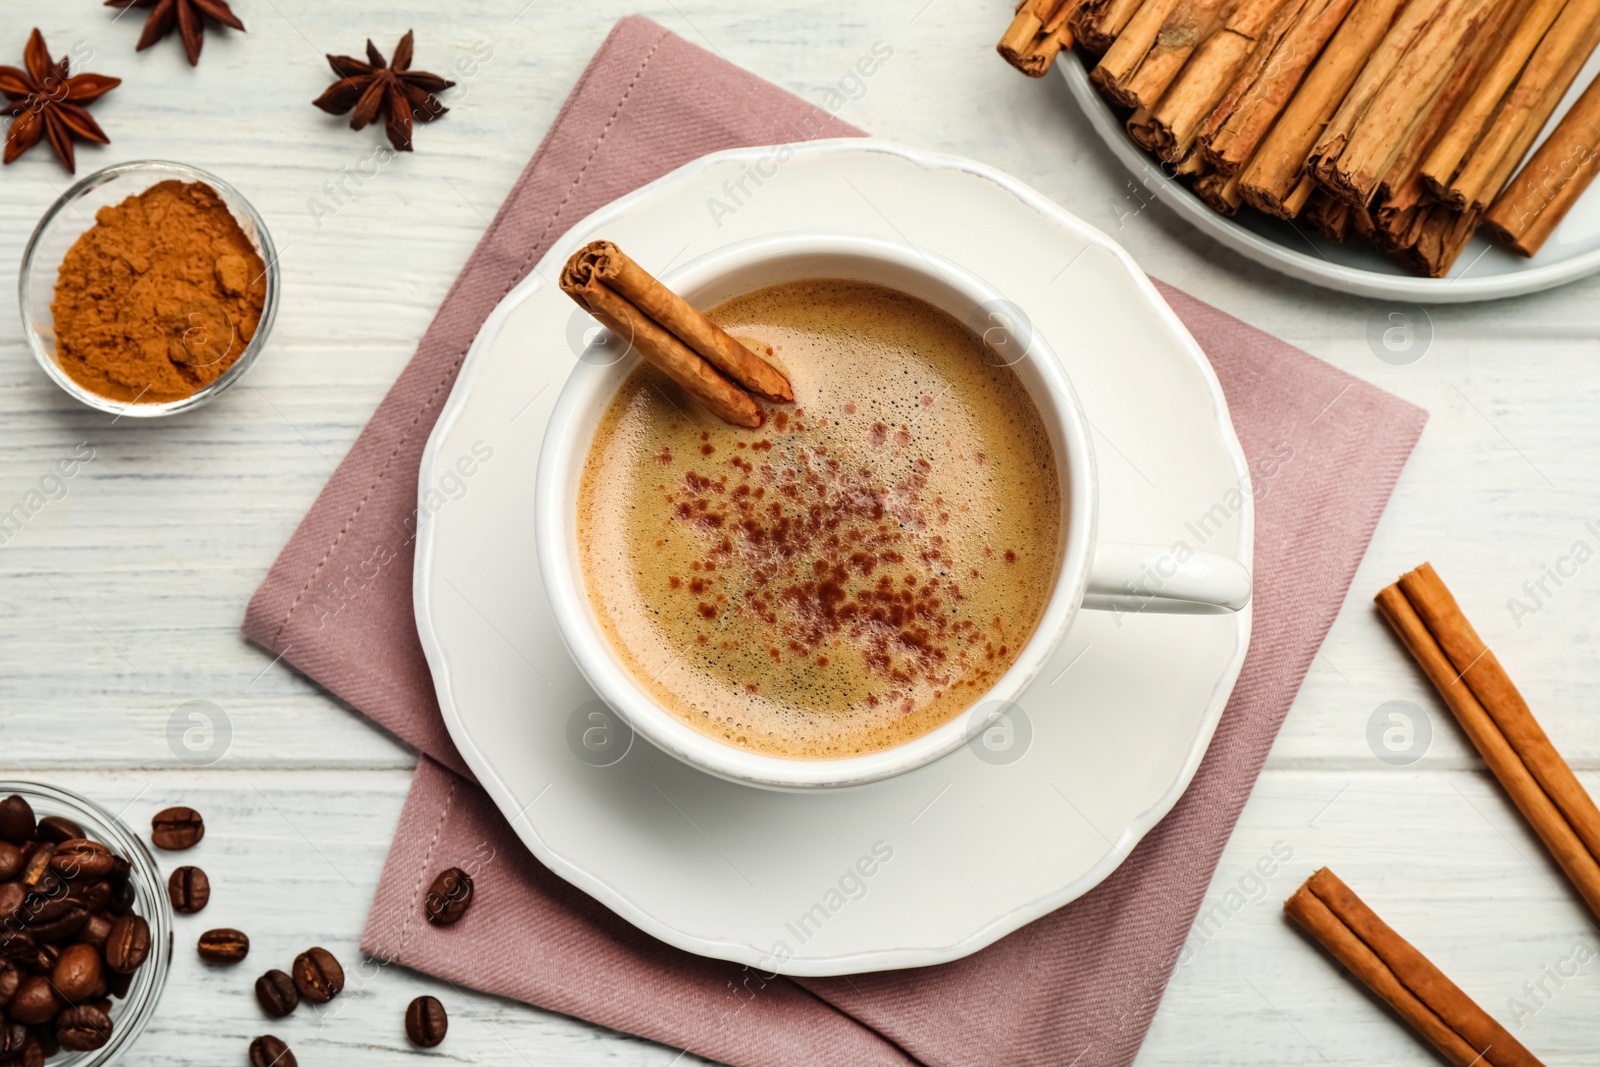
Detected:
left=50, top=180, right=268, bottom=404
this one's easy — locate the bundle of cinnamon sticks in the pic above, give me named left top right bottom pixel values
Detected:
left=559, top=241, right=793, bottom=428
left=1376, top=564, right=1600, bottom=919
left=999, top=0, right=1600, bottom=271
left=1286, top=869, right=1545, bottom=1067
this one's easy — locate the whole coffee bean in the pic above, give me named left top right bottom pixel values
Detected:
left=27, top=943, right=59, bottom=978
left=19, top=1034, right=45, bottom=1067
left=0, top=843, right=21, bottom=882
left=291, top=947, right=343, bottom=1004
left=424, top=867, right=474, bottom=926
left=0, top=797, right=34, bottom=846
left=167, top=866, right=210, bottom=914
left=405, top=994, right=449, bottom=1048
left=0, top=964, right=18, bottom=1008
left=249, top=1035, right=297, bottom=1067
left=34, top=817, right=83, bottom=846
left=254, top=969, right=298, bottom=1018
left=49, top=840, right=114, bottom=880
left=51, top=943, right=102, bottom=1002
left=56, top=1004, right=112, bottom=1052
left=27, top=905, right=88, bottom=945
left=7, top=976, right=59, bottom=1025
left=104, top=914, right=151, bottom=974
left=17, top=847, right=53, bottom=892
left=66, top=877, right=112, bottom=914
left=77, top=913, right=112, bottom=953
left=0, top=1021, right=25, bottom=1055
left=150, top=807, right=204, bottom=851
left=197, top=928, right=249, bottom=964
left=0, top=883, right=23, bottom=921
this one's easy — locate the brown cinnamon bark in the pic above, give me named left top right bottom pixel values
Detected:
left=561, top=243, right=778, bottom=429
left=1485, top=71, right=1600, bottom=254
left=1284, top=885, right=1499, bottom=1067
left=1418, top=0, right=1576, bottom=201
left=1446, top=0, right=1600, bottom=210
left=1375, top=581, right=1600, bottom=916
left=1236, top=0, right=1409, bottom=213
left=1303, top=188, right=1354, bottom=237
left=1194, top=168, right=1246, bottom=211
left=1297, top=870, right=1547, bottom=1067
left=1201, top=0, right=1361, bottom=175
left=1312, top=0, right=1500, bottom=206
left=1075, top=0, right=1151, bottom=53
left=1096, top=0, right=1234, bottom=107
left=999, top=0, right=1085, bottom=76
left=1138, top=0, right=1298, bottom=159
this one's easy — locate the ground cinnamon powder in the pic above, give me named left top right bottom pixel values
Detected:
left=51, top=180, right=268, bottom=404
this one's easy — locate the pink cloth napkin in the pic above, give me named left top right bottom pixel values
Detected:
left=244, top=16, right=1428, bottom=1067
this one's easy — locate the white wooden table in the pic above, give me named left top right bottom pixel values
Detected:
left=4, top=2, right=1599, bottom=1064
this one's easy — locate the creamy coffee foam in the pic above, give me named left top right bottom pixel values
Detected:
left=577, top=279, right=1062, bottom=759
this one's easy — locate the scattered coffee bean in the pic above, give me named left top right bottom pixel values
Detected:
left=104, top=914, right=151, bottom=974
left=150, top=806, right=204, bottom=850
left=424, top=867, right=474, bottom=926
left=7, top=975, right=61, bottom=1025
left=254, top=968, right=298, bottom=1018
left=291, top=947, right=344, bottom=1004
left=51, top=943, right=103, bottom=1002
left=0, top=843, right=21, bottom=882
left=248, top=1035, right=297, bottom=1067
left=33, top=817, right=83, bottom=846
left=55, top=1004, right=112, bottom=1052
left=405, top=994, right=449, bottom=1048
left=196, top=928, right=250, bottom=964
left=0, top=797, right=35, bottom=846
left=167, top=866, right=210, bottom=914
left=48, top=840, right=113, bottom=880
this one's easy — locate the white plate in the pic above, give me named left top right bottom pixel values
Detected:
left=413, top=139, right=1252, bottom=976
left=1060, top=51, right=1600, bottom=302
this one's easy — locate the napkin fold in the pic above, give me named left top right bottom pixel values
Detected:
left=244, top=15, right=1427, bottom=1067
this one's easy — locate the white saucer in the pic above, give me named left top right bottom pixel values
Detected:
left=413, top=139, right=1253, bottom=976
left=1061, top=51, right=1600, bottom=302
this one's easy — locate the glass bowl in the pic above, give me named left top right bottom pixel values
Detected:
left=0, top=781, right=173, bottom=1065
left=17, top=160, right=281, bottom=417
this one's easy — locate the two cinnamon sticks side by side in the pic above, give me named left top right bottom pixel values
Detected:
left=559, top=241, right=793, bottom=428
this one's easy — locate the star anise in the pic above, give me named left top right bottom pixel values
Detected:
left=2, top=29, right=121, bottom=174
left=105, top=0, right=246, bottom=67
left=312, top=31, right=455, bottom=153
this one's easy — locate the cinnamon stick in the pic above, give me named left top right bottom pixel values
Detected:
left=565, top=241, right=792, bottom=404
left=1194, top=168, right=1246, bottom=212
left=1312, top=0, right=1500, bottom=206
left=560, top=243, right=778, bottom=429
left=1236, top=0, right=1409, bottom=214
left=1287, top=870, right=1547, bottom=1067
left=1485, top=70, right=1600, bottom=254
left=1446, top=0, right=1600, bottom=211
left=1399, top=563, right=1600, bottom=861
left=1075, top=0, right=1151, bottom=53
left=1303, top=187, right=1355, bottom=237
left=1138, top=0, right=1298, bottom=159
left=999, top=0, right=1084, bottom=76
left=1200, top=0, right=1361, bottom=175
left=1418, top=0, right=1576, bottom=203
left=1096, top=0, right=1233, bottom=107
left=1375, top=581, right=1600, bottom=918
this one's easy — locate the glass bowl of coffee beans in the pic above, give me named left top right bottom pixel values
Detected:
left=0, top=782, right=173, bottom=1065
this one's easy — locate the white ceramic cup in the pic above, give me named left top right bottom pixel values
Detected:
left=535, top=234, right=1251, bottom=790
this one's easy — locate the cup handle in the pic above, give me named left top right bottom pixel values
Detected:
left=1082, top=541, right=1252, bottom=615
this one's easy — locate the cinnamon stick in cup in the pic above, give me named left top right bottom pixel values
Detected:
left=560, top=242, right=792, bottom=429
left=1285, top=869, right=1546, bottom=1067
